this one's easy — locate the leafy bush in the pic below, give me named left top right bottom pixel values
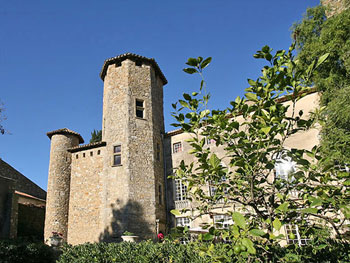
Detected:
left=57, top=241, right=207, bottom=263
left=0, top=239, right=54, bottom=263
left=56, top=240, right=350, bottom=263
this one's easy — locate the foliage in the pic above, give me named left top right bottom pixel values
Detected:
left=55, top=240, right=350, bottom=263
left=0, top=239, right=54, bottom=263
left=90, top=129, right=102, bottom=143
left=292, top=6, right=350, bottom=166
left=57, top=241, right=207, bottom=263
left=171, top=45, right=350, bottom=261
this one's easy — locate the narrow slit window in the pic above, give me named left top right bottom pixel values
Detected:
left=113, top=145, right=121, bottom=166
left=97, top=150, right=101, bottom=155
left=159, top=185, right=162, bottom=205
left=83, top=153, right=85, bottom=158
left=90, top=151, right=93, bottom=157
left=136, top=99, right=145, bottom=119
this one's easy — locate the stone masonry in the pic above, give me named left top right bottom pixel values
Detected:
left=45, top=54, right=167, bottom=245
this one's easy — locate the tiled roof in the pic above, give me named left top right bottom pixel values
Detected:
left=165, top=128, right=183, bottom=137
left=68, top=141, right=106, bottom=153
left=100, top=53, right=168, bottom=85
left=47, top=128, right=84, bottom=144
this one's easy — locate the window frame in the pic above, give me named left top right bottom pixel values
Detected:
left=173, top=142, right=182, bottom=154
left=135, top=99, right=145, bottom=119
left=112, top=145, right=122, bottom=166
left=175, top=179, right=187, bottom=201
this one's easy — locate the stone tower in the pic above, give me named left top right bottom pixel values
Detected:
left=99, top=53, right=168, bottom=240
left=44, top=128, right=83, bottom=242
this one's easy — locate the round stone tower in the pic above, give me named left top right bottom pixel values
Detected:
left=44, top=128, right=84, bottom=243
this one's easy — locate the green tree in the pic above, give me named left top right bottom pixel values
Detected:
left=292, top=5, right=350, bottom=166
left=89, top=129, right=102, bottom=143
left=171, top=46, right=350, bottom=261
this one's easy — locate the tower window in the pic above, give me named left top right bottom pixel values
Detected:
left=136, top=99, right=145, bottom=118
left=113, top=145, right=121, bottom=166
left=159, top=185, right=162, bottom=205
left=90, top=151, right=93, bottom=157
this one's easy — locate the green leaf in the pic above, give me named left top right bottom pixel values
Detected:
left=201, top=57, right=212, bottom=69
left=273, top=218, right=282, bottom=231
left=179, top=100, right=190, bottom=108
left=232, top=212, right=246, bottom=229
left=276, top=202, right=289, bottom=212
left=245, top=93, right=258, bottom=102
left=186, top=57, right=198, bottom=66
left=301, top=208, right=318, bottom=214
left=249, top=229, right=266, bottom=237
left=170, top=209, right=181, bottom=216
left=247, top=79, right=256, bottom=86
left=209, top=154, right=220, bottom=168
left=261, top=126, right=271, bottom=135
left=202, top=233, right=214, bottom=241
left=315, top=53, right=329, bottom=69
left=310, top=198, right=323, bottom=207
left=183, top=68, right=197, bottom=74
left=242, top=238, right=256, bottom=254
left=183, top=93, right=191, bottom=100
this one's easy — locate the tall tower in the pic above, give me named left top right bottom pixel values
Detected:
left=44, top=128, right=84, bottom=242
left=99, top=53, right=167, bottom=240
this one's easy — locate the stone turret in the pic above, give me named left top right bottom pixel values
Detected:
left=44, top=128, right=83, bottom=243
left=99, top=53, right=167, bottom=240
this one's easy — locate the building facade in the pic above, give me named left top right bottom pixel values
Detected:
left=44, top=53, right=321, bottom=245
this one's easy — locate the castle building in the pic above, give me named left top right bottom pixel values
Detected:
left=44, top=53, right=320, bottom=245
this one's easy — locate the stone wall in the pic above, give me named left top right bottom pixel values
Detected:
left=100, top=57, right=166, bottom=241
left=44, top=133, right=79, bottom=242
left=68, top=146, right=104, bottom=245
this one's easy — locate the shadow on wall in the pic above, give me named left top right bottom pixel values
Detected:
left=98, top=199, right=153, bottom=242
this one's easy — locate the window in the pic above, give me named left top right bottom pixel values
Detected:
left=285, top=224, right=309, bottom=246
left=214, top=215, right=233, bottom=229
left=90, top=151, right=93, bottom=157
left=76, top=154, right=78, bottom=159
left=113, top=145, right=121, bottom=166
left=158, top=185, right=162, bottom=205
left=176, top=217, right=190, bottom=227
left=173, top=142, right=182, bottom=153
left=97, top=150, right=101, bottom=155
left=175, top=179, right=187, bottom=201
left=136, top=99, right=145, bottom=118
left=83, top=153, right=85, bottom=158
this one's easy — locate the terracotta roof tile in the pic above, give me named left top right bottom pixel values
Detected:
left=47, top=128, right=84, bottom=144
left=68, top=141, right=106, bottom=153
left=100, top=53, right=167, bottom=85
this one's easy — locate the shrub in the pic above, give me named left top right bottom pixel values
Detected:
left=0, top=239, right=54, bottom=263
left=56, top=240, right=350, bottom=263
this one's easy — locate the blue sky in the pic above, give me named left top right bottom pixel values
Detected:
left=0, top=0, right=320, bottom=190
